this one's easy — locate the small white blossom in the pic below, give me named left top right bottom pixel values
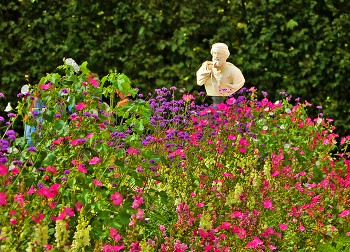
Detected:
left=284, top=144, right=290, bottom=149
left=21, top=84, right=30, bottom=94
left=4, top=102, right=12, bottom=112
left=280, top=125, right=285, bottom=130
left=264, top=107, right=269, bottom=112
left=275, top=100, right=280, bottom=105
left=269, top=112, right=273, bottom=116
left=263, top=126, right=268, bottom=130
left=317, top=118, right=322, bottom=125
left=285, top=108, right=291, bottom=114
left=65, top=58, right=80, bottom=73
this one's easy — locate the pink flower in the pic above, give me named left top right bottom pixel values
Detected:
left=111, top=192, right=123, bottom=205
left=92, top=180, right=102, bottom=186
left=238, top=228, right=247, bottom=239
left=76, top=102, right=86, bottom=110
left=339, top=209, right=350, bottom=217
left=190, top=115, right=198, bottom=123
left=49, top=202, right=57, bottom=208
left=239, top=139, right=249, bottom=146
left=268, top=245, right=277, bottom=250
left=346, top=232, right=350, bottom=236
left=238, top=146, right=246, bottom=153
left=196, top=203, right=205, bottom=207
left=231, top=211, right=242, bottom=218
left=299, top=226, right=305, bottom=232
left=0, top=165, right=8, bottom=176
left=218, top=222, right=231, bottom=230
left=246, top=236, right=263, bottom=248
left=88, top=77, right=99, bottom=87
left=69, top=139, right=78, bottom=145
left=10, top=218, right=17, bottom=225
left=248, top=87, right=257, bottom=92
left=227, top=97, right=236, bottom=105
left=75, top=201, right=84, bottom=211
left=216, top=103, right=228, bottom=111
left=204, top=245, right=213, bottom=250
left=40, top=84, right=50, bottom=90
left=278, top=223, right=288, bottom=231
left=43, top=244, right=52, bottom=250
left=11, top=167, right=20, bottom=175
left=182, top=94, right=195, bottom=102
left=136, top=209, right=144, bottom=220
left=89, top=157, right=100, bottom=165
left=263, top=199, right=273, bottom=209
left=9, top=211, right=16, bottom=215
left=228, top=134, right=237, bottom=140
left=53, top=138, right=63, bottom=144
left=86, top=132, right=94, bottom=138
left=78, top=164, right=87, bottom=173
left=27, top=185, right=35, bottom=195
left=198, top=229, right=208, bottom=238
left=159, top=225, right=165, bottom=231
left=32, top=212, right=44, bottom=223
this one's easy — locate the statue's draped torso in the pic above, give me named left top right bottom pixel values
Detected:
left=197, top=61, right=245, bottom=96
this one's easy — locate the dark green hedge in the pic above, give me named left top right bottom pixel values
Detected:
left=1, top=0, right=349, bottom=139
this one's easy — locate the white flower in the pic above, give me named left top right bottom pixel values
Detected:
left=275, top=100, right=280, bottom=105
left=21, top=84, right=30, bottom=94
left=4, top=102, right=12, bottom=112
left=317, top=118, right=322, bottom=125
left=263, top=126, right=268, bottom=130
left=284, top=144, right=290, bottom=149
left=285, top=108, right=291, bottom=114
left=264, top=107, right=269, bottom=112
left=89, top=109, right=98, bottom=116
left=65, top=58, right=80, bottom=73
left=280, top=125, right=285, bottom=130
left=269, top=112, right=273, bottom=116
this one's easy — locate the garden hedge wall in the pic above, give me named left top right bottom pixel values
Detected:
left=1, top=0, right=349, bottom=138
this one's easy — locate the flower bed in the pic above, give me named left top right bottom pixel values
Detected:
left=0, top=61, right=350, bottom=251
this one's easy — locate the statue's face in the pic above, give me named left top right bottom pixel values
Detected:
left=212, top=49, right=226, bottom=68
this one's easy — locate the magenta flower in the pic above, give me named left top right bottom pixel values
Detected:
left=0, top=165, right=8, bottom=176
left=111, top=192, right=123, bottom=205
left=89, top=157, right=100, bottom=165
left=76, top=102, right=86, bottom=110
left=86, top=132, right=94, bottom=138
left=69, top=139, right=78, bottom=146
left=238, top=146, right=246, bottom=153
left=10, top=218, right=17, bottom=225
left=27, top=185, right=35, bottom=195
left=263, top=199, right=273, bottom=209
left=92, top=180, right=102, bottom=186
left=75, top=201, right=84, bottom=211
left=136, top=209, right=145, bottom=220
left=298, top=226, right=305, bottom=232
left=0, top=192, right=8, bottom=206
left=32, top=212, right=44, bottom=223
left=278, top=223, right=288, bottom=231
left=339, top=209, right=350, bottom=217
left=78, top=164, right=87, bottom=173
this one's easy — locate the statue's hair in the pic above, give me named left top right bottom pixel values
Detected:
left=211, top=43, right=230, bottom=60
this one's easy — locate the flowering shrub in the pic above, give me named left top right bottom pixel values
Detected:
left=0, top=61, right=350, bottom=251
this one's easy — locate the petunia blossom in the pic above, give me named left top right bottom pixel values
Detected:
left=0, top=165, right=8, bottom=176
left=76, top=102, right=86, bottom=111
left=278, top=223, right=288, bottom=231
left=111, top=192, right=123, bottom=205
left=89, top=157, right=100, bottom=165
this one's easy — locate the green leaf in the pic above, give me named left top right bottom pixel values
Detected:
left=159, top=191, right=168, bottom=204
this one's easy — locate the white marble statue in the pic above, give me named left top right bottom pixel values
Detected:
left=196, top=43, right=245, bottom=106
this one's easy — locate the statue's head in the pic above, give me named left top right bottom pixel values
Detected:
left=211, top=43, right=230, bottom=69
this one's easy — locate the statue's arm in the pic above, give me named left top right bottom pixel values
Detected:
left=196, top=61, right=212, bottom=86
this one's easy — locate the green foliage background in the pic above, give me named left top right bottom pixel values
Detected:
left=1, top=0, right=349, bottom=138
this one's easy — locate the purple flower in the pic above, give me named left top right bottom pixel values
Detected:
left=170, top=86, right=177, bottom=90
left=316, top=106, right=322, bottom=109
left=137, top=167, right=143, bottom=172
left=27, top=147, right=37, bottom=152
left=112, top=183, right=118, bottom=187
left=109, top=166, right=115, bottom=171
left=0, top=116, right=4, bottom=122
left=54, top=114, right=61, bottom=119
left=5, top=122, right=10, bottom=126
left=37, top=183, right=43, bottom=189
left=27, top=162, right=33, bottom=166
left=0, top=93, right=4, bottom=97
left=61, top=89, right=68, bottom=93
left=149, top=166, right=155, bottom=171
left=64, top=170, right=70, bottom=174
left=0, top=158, right=8, bottom=164
left=61, top=177, right=67, bottom=181
left=7, top=113, right=16, bottom=118
left=149, top=159, right=155, bottom=164
left=13, top=160, right=23, bottom=165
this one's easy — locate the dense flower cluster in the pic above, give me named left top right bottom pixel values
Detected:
left=0, top=61, right=349, bottom=251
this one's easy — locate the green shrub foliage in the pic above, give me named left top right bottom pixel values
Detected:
left=1, top=0, right=349, bottom=137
